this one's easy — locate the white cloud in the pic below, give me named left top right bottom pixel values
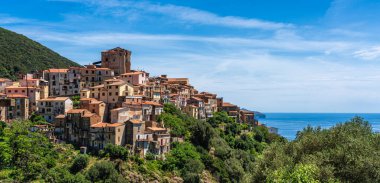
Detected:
left=52, top=0, right=291, bottom=30
left=0, top=14, right=29, bottom=25
left=354, top=46, right=380, bottom=60
left=15, top=29, right=356, bottom=55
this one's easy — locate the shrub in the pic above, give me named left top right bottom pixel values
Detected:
left=70, top=154, right=89, bottom=174
left=100, top=144, right=128, bottom=160
left=86, top=161, right=126, bottom=183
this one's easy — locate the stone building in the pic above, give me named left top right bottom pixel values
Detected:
left=43, top=69, right=80, bottom=96
left=90, top=122, right=126, bottom=150
left=0, top=94, right=29, bottom=121
left=5, top=86, right=40, bottom=112
left=69, top=65, right=115, bottom=89
left=101, top=47, right=132, bottom=75
left=37, top=97, right=73, bottom=122
left=240, top=109, right=256, bottom=125
left=79, top=98, right=107, bottom=122
left=120, top=71, right=149, bottom=85
left=61, top=109, right=101, bottom=147
left=84, top=78, right=134, bottom=105
left=0, top=78, right=13, bottom=93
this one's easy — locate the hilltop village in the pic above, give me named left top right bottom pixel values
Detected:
left=0, top=47, right=277, bottom=157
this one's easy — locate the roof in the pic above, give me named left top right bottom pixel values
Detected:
left=121, top=71, right=144, bottom=75
left=108, top=81, right=126, bottom=86
left=67, top=109, right=88, bottom=113
left=147, top=127, right=167, bottom=131
left=103, top=47, right=130, bottom=53
left=240, top=110, right=254, bottom=114
left=5, top=86, right=38, bottom=89
left=38, top=97, right=70, bottom=102
left=129, top=119, right=144, bottom=124
left=0, top=78, right=11, bottom=82
left=55, top=114, right=65, bottom=119
left=168, top=78, right=188, bottom=81
left=23, top=78, right=39, bottom=81
left=89, top=84, right=104, bottom=89
left=105, top=78, right=123, bottom=82
left=191, top=97, right=203, bottom=101
left=222, top=102, right=237, bottom=107
left=71, top=66, right=111, bottom=71
left=142, top=101, right=163, bottom=107
left=83, top=113, right=96, bottom=117
left=46, top=69, right=68, bottom=73
left=90, top=101, right=104, bottom=104
left=91, top=122, right=125, bottom=128
left=79, top=98, right=96, bottom=101
left=110, top=107, right=127, bottom=112
left=7, top=94, right=28, bottom=98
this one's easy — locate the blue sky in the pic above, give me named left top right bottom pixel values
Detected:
left=1, top=0, right=380, bottom=113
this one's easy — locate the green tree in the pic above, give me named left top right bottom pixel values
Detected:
left=207, top=112, right=234, bottom=128
left=70, top=154, right=89, bottom=174
left=86, top=161, right=126, bottom=183
left=29, top=113, right=48, bottom=125
left=100, top=143, right=128, bottom=160
left=253, top=117, right=380, bottom=183
left=0, top=121, right=6, bottom=137
left=158, top=113, right=187, bottom=137
left=7, top=120, right=58, bottom=181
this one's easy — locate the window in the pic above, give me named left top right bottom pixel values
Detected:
left=115, top=92, right=118, bottom=95
left=102, top=93, right=105, bottom=96
left=22, top=90, right=25, bottom=93
left=109, top=92, right=112, bottom=96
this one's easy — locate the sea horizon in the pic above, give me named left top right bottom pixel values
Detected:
left=259, top=113, right=380, bottom=140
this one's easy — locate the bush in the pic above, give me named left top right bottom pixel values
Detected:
left=86, top=161, right=126, bottom=183
left=100, top=144, right=128, bottom=160
left=70, top=154, right=89, bottom=174
left=0, top=121, right=6, bottom=137
left=252, top=117, right=380, bottom=183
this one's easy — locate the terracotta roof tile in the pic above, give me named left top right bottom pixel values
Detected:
left=129, top=119, right=143, bottom=124
left=38, top=97, right=70, bottom=102
left=91, top=122, right=125, bottom=128
left=7, top=94, right=28, bottom=98
left=46, top=69, right=68, bottom=73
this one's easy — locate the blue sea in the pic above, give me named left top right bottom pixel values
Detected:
left=259, top=113, right=380, bottom=140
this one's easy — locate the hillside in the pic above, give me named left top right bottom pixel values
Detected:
left=0, top=27, right=80, bottom=80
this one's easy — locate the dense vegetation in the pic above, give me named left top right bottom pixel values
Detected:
left=252, top=117, right=380, bottom=183
left=1, top=104, right=379, bottom=182
left=0, top=27, right=80, bottom=80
